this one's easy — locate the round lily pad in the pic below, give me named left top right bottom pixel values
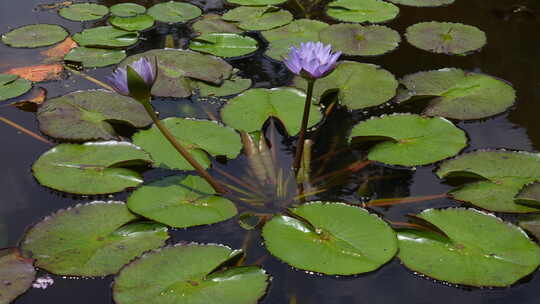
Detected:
left=59, top=3, right=109, bottom=21
left=128, top=175, right=237, bottom=228
left=398, top=208, right=540, bottom=287
left=319, top=24, right=400, bottom=56
left=436, top=150, right=540, bottom=213
left=189, top=33, right=258, bottom=58
left=132, top=118, right=242, bottom=170
left=349, top=114, right=467, bottom=166
left=113, top=244, right=269, bottom=304
left=221, top=88, right=322, bottom=135
left=0, top=248, right=36, bottom=304
left=2, top=24, right=68, bottom=48
left=261, top=19, right=329, bottom=61
left=193, top=76, right=252, bottom=97
left=519, top=215, right=540, bottom=241
left=147, top=1, right=202, bottom=23
left=110, top=3, right=146, bottom=17
left=37, top=90, right=151, bottom=141
left=406, top=22, right=487, bottom=55
left=192, top=14, right=242, bottom=35
left=327, top=0, right=400, bottom=23
left=223, top=6, right=293, bottom=31
left=516, top=182, right=540, bottom=207
left=263, top=202, right=397, bottom=275
left=227, top=0, right=287, bottom=5
left=0, top=74, right=32, bottom=101
left=294, top=61, right=398, bottom=110
left=20, top=201, right=169, bottom=276
left=73, top=26, right=139, bottom=48
left=397, top=68, right=516, bottom=120
left=64, top=47, right=126, bottom=68
left=32, top=141, right=153, bottom=195
left=109, top=15, right=155, bottom=32
left=388, top=0, right=455, bottom=7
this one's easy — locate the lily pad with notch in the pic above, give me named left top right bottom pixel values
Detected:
left=110, top=3, right=146, bottom=17
left=192, top=14, right=242, bottom=35
left=223, top=6, right=293, bottom=31
left=406, top=21, right=487, bottom=55
left=20, top=201, right=169, bottom=276
left=326, top=0, right=400, bottom=23
left=0, top=74, right=32, bottom=101
left=59, top=3, right=109, bottom=21
left=262, top=202, right=397, bottom=275
left=32, top=141, right=153, bottom=194
left=64, top=47, right=126, bottom=68
left=0, top=248, right=36, bottom=304
left=2, top=24, right=68, bottom=48
left=398, top=208, right=540, bottom=287
left=388, top=0, right=455, bottom=7
left=396, top=68, right=516, bottom=120
left=192, top=75, right=252, bottom=97
left=189, top=33, right=259, bottom=58
left=320, top=23, right=400, bottom=56
left=73, top=26, right=139, bottom=48
left=147, top=1, right=202, bottom=23
left=109, top=14, right=155, bottom=32
left=349, top=114, right=467, bottom=166
left=113, top=243, right=269, bottom=304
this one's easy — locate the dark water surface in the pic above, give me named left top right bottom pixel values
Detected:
left=1, top=0, right=540, bottom=303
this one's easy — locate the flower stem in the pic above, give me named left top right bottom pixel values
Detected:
left=141, top=102, right=227, bottom=194
left=293, top=79, right=315, bottom=173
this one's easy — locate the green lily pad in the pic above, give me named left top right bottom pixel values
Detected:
left=120, top=49, right=232, bottom=98
left=388, top=0, right=455, bottom=7
left=32, top=141, right=153, bottom=195
left=516, top=182, right=540, bottom=207
left=0, top=248, right=36, bottom=304
left=294, top=61, right=398, bottom=110
left=227, top=0, right=287, bottom=5
left=73, top=26, right=139, bottom=48
left=320, top=24, right=400, bottom=56
left=221, top=88, right=322, bottom=135
left=20, top=201, right=169, bottom=276
left=110, top=3, right=146, bottom=17
left=128, top=175, right=237, bottom=228
left=192, top=14, right=242, bottom=35
left=193, top=76, right=252, bottom=97
left=223, top=6, right=293, bottom=31
left=132, top=118, right=242, bottom=170
left=349, top=114, right=467, bottom=166
left=110, top=15, right=155, bottom=32
left=147, top=1, right=202, bottom=23
left=64, top=47, right=126, bottom=68
left=0, top=74, right=32, bottom=101
left=398, top=208, right=540, bottom=287
left=261, top=19, right=329, bottom=61
left=436, top=150, right=540, bottom=213
left=519, top=215, right=540, bottom=240
left=406, top=22, right=487, bottom=55
left=327, top=0, right=400, bottom=23
left=2, top=24, right=68, bottom=48
left=397, top=68, right=516, bottom=120
left=37, top=90, right=152, bottom=141
left=113, top=244, right=269, bottom=304
left=189, top=33, right=258, bottom=58
left=263, top=202, right=397, bottom=275
left=59, top=3, right=109, bottom=21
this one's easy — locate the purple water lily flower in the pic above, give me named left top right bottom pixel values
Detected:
left=283, top=42, right=341, bottom=79
left=107, top=57, right=156, bottom=96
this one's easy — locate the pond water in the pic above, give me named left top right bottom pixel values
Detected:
left=1, top=0, right=540, bottom=303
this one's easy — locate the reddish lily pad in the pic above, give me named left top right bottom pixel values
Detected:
left=0, top=248, right=36, bottom=304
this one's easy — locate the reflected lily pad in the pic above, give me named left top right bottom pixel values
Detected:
left=263, top=202, right=397, bottom=275
left=73, top=26, right=139, bottom=48
left=223, top=6, right=293, bottom=31
left=406, top=22, right=487, bottom=55
left=132, top=118, right=242, bottom=170
left=189, top=33, right=258, bottom=58
left=37, top=90, right=151, bottom=141
left=262, top=19, right=329, bottom=61
left=20, top=201, right=169, bottom=276
left=32, top=141, right=153, bottom=194
left=110, top=3, right=146, bottom=17
left=397, top=68, right=516, bottom=120
left=398, top=208, right=540, bottom=287
left=350, top=114, right=466, bottom=166
left=109, top=15, right=155, bottom=32
left=64, top=47, right=126, bottom=68
left=193, top=76, right=251, bottom=97
left=516, top=182, right=540, bottom=207
left=0, top=74, right=32, bottom=101
left=436, top=150, right=540, bottom=213
left=148, top=1, right=202, bottom=23
left=2, top=24, right=68, bottom=48
left=128, top=175, right=237, bottom=228
left=59, top=3, right=109, bottom=21
left=294, top=61, right=398, bottom=110
left=221, top=88, right=322, bottom=135
left=388, top=0, right=455, bottom=7
left=0, top=248, right=35, bottom=304
left=519, top=215, right=540, bottom=240
left=320, top=24, right=400, bottom=56
left=327, top=0, right=400, bottom=23
left=192, top=14, right=242, bottom=35
left=113, top=244, right=269, bottom=304
left=227, top=0, right=287, bottom=5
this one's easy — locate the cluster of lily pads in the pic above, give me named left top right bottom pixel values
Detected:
left=1, top=0, right=540, bottom=303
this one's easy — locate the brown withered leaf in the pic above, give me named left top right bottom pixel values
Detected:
left=11, top=87, right=47, bottom=112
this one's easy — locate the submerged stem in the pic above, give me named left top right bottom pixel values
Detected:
left=293, top=79, right=316, bottom=173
